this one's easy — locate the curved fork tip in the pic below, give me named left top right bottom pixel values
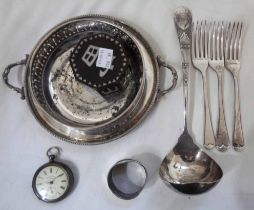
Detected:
left=216, top=145, right=230, bottom=152
left=204, top=143, right=215, bottom=150
left=233, top=144, right=245, bottom=152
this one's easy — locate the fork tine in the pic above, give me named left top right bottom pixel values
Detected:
left=204, top=21, right=208, bottom=59
left=195, top=21, right=200, bottom=58
left=233, top=22, right=240, bottom=60
left=212, top=21, right=216, bottom=60
left=235, top=22, right=243, bottom=60
left=238, top=22, right=243, bottom=59
left=216, top=22, right=221, bottom=60
left=228, top=22, right=234, bottom=60
left=218, top=22, right=221, bottom=60
left=228, top=22, right=233, bottom=60
left=225, top=22, right=231, bottom=60
left=230, top=22, right=237, bottom=60
left=200, top=21, right=204, bottom=59
left=220, top=22, right=224, bottom=60
left=208, top=22, right=212, bottom=59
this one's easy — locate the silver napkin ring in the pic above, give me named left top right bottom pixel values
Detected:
left=107, top=159, right=147, bottom=200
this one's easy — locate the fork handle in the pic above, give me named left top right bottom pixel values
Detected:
left=216, top=71, right=230, bottom=152
left=233, top=75, right=244, bottom=151
left=202, top=72, right=215, bottom=149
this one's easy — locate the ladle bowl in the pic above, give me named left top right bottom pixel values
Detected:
left=159, top=131, right=223, bottom=194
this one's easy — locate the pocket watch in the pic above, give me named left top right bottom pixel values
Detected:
left=32, top=147, right=74, bottom=202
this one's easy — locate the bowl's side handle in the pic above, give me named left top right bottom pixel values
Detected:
left=157, top=56, right=178, bottom=99
left=2, top=55, right=29, bottom=100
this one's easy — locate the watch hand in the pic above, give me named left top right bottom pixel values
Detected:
left=52, top=173, right=64, bottom=180
left=46, top=173, right=64, bottom=184
left=38, top=173, right=65, bottom=185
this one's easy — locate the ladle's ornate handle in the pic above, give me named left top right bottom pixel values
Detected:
left=178, top=34, right=192, bottom=132
left=182, top=58, right=191, bottom=131
left=2, top=55, right=28, bottom=100
left=174, top=6, right=192, bottom=132
left=157, top=57, right=178, bottom=99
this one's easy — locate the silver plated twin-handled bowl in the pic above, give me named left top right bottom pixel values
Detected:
left=3, top=15, right=178, bottom=145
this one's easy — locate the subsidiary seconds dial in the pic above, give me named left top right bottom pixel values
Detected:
left=32, top=147, right=74, bottom=202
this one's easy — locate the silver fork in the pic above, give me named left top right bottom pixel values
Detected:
left=208, top=22, right=230, bottom=152
left=192, top=21, right=215, bottom=149
left=225, top=22, right=244, bottom=151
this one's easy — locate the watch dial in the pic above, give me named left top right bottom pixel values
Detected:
left=35, top=165, right=70, bottom=201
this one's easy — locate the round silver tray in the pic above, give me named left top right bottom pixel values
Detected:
left=3, top=15, right=177, bottom=144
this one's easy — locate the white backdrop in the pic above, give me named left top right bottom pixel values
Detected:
left=0, top=0, right=254, bottom=209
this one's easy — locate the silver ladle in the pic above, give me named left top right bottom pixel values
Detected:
left=159, top=7, right=223, bottom=194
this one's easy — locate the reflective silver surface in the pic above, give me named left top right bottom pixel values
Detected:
left=48, top=48, right=138, bottom=124
left=208, top=22, right=230, bottom=152
left=159, top=132, right=223, bottom=194
left=159, top=7, right=223, bottom=194
left=225, top=22, right=245, bottom=151
left=192, top=21, right=215, bottom=149
left=3, top=15, right=177, bottom=144
left=107, top=159, right=147, bottom=200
